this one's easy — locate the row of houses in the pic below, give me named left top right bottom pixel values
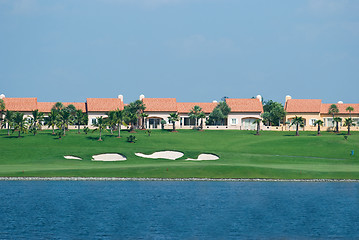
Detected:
left=1, top=94, right=358, bottom=131
left=0, top=94, right=263, bottom=130
left=285, top=96, right=359, bottom=131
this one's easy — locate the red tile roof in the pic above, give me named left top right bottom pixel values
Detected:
left=225, top=98, right=263, bottom=112
left=37, top=102, right=86, bottom=112
left=285, top=99, right=322, bottom=113
left=3, top=98, right=37, bottom=112
left=321, top=103, right=359, bottom=114
left=177, top=102, right=217, bottom=114
left=86, top=98, right=124, bottom=112
left=143, top=98, right=177, bottom=112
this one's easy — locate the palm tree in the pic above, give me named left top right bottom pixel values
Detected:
left=73, top=109, right=85, bottom=134
left=343, top=118, right=355, bottom=135
left=114, top=109, right=124, bottom=138
left=29, top=109, right=44, bottom=135
left=314, top=119, right=324, bottom=135
left=346, top=106, right=354, bottom=118
left=198, top=112, right=206, bottom=130
left=58, top=109, right=71, bottom=136
left=3, top=110, right=14, bottom=135
left=93, top=116, right=107, bottom=141
left=168, top=112, right=179, bottom=132
left=44, top=109, right=58, bottom=135
left=140, top=112, right=148, bottom=129
left=52, top=102, right=64, bottom=112
left=12, top=112, right=27, bottom=138
left=328, top=104, right=339, bottom=131
left=0, top=99, right=5, bottom=128
left=290, top=116, right=304, bottom=136
left=333, top=117, right=342, bottom=133
left=253, top=119, right=262, bottom=135
left=189, top=105, right=203, bottom=129
left=106, top=111, right=116, bottom=135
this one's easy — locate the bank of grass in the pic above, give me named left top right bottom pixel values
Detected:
left=0, top=129, right=358, bottom=179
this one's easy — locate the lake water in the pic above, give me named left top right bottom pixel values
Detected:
left=0, top=181, right=359, bottom=239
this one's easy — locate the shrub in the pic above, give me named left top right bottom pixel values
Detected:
left=127, top=135, right=137, bottom=143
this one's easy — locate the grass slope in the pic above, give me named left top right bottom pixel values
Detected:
left=0, top=129, right=358, bottom=179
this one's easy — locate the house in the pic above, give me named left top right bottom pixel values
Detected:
left=284, top=95, right=359, bottom=131
left=86, top=96, right=124, bottom=126
left=2, top=97, right=38, bottom=119
left=225, top=96, right=263, bottom=130
left=177, top=102, right=217, bottom=129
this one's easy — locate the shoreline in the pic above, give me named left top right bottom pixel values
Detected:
left=1, top=177, right=359, bottom=182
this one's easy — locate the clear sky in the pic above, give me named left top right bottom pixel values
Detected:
left=0, top=0, right=358, bottom=104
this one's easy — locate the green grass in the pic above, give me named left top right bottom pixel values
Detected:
left=0, top=129, right=358, bottom=179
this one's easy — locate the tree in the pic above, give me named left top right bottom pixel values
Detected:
left=253, top=119, right=262, bottom=135
left=12, top=112, right=27, bottom=138
left=168, top=112, right=179, bottom=132
left=44, top=109, right=58, bottom=135
left=262, top=100, right=286, bottom=126
left=58, top=109, right=71, bottom=136
left=328, top=104, right=339, bottom=130
left=208, top=107, right=224, bottom=125
left=113, top=109, right=124, bottom=138
left=346, top=106, right=354, bottom=118
left=160, top=120, right=166, bottom=130
left=92, top=116, right=107, bottom=141
left=314, top=120, right=323, bottom=136
left=126, top=100, right=146, bottom=129
left=290, top=116, right=304, bottom=136
left=333, top=117, right=342, bottom=133
left=343, top=118, right=355, bottom=135
left=140, top=112, right=148, bottom=129
left=189, top=105, right=203, bottom=129
left=52, top=102, right=64, bottom=112
left=106, top=111, right=117, bottom=135
left=0, top=99, right=5, bottom=128
left=3, top=110, right=14, bottom=135
left=29, top=109, right=44, bottom=135
left=198, top=112, right=206, bottom=130
left=73, top=109, right=86, bottom=134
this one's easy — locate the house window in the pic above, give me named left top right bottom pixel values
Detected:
left=231, top=119, right=237, bottom=125
left=92, top=118, right=97, bottom=125
left=310, top=119, right=317, bottom=126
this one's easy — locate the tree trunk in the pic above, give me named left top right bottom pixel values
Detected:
left=296, top=123, right=299, bottom=136
left=336, top=122, right=339, bottom=133
left=52, top=126, right=55, bottom=135
left=317, top=125, right=321, bottom=135
left=173, top=122, right=175, bottom=131
left=7, top=125, right=10, bottom=136
left=117, top=123, right=121, bottom=138
left=18, top=129, right=21, bottom=138
left=348, top=125, right=351, bottom=135
left=63, top=126, right=66, bottom=136
left=99, top=128, right=102, bottom=141
left=256, top=122, right=260, bottom=135
left=78, top=124, right=80, bottom=134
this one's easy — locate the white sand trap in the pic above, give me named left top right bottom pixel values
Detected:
left=135, top=151, right=184, bottom=160
left=64, top=155, right=82, bottom=160
left=92, top=153, right=127, bottom=161
left=186, top=154, right=219, bottom=161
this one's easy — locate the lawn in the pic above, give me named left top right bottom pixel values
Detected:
left=0, top=129, right=358, bottom=179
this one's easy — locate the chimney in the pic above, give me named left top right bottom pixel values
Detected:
left=139, top=94, right=145, bottom=101
left=118, top=95, right=123, bottom=102
left=285, top=95, right=292, bottom=102
left=256, top=95, right=262, bottom=102
left=212, top=100, right=218, bottom=103
left=0, top=94, right=5, bottom=99
left=338, top=101, right=343, bottom=104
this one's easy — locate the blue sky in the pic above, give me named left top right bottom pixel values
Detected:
left=0, top=0, right=358, bottom=104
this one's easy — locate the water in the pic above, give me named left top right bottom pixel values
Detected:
left=0, top=181, right=359, bottom=239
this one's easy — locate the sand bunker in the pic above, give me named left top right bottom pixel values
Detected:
left=64, top=156, right=82, bottom=160
left=92, top=153, right=127, bottom=161
left=135, top=151, right=184, bottom=160
left=186, top=154, right=219, bottom=161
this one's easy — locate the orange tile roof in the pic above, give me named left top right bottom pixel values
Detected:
left=86, top=98, right=124, bottom=112
left=37, top=102, right=86, bottom=112
left=225, top=98, right=263, bottom=112
left=143, top=98, right=177, bottom=112
left=177, top=102, right=217, bottom=114
left=3, top=98, right=37, bottom=111
left=321, top=103, right=359, bottom=114
left=285, top=99, right=322, bottom=113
